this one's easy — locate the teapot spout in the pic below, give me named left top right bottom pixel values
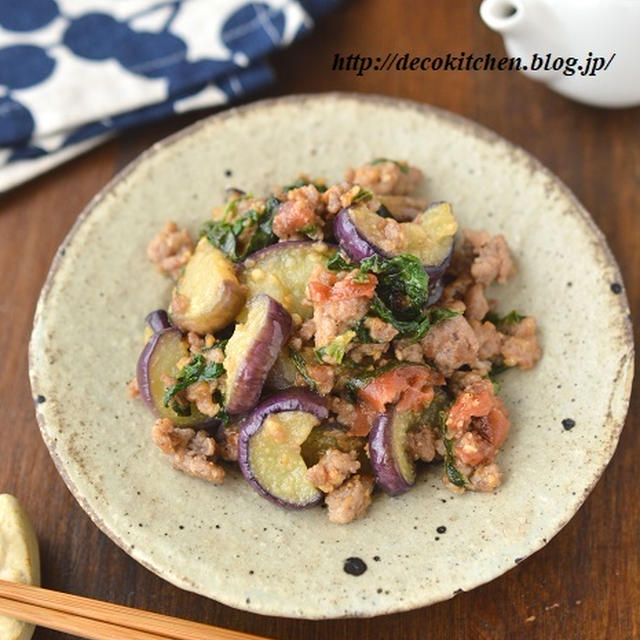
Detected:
left=479, top=0, right=524, bottom=35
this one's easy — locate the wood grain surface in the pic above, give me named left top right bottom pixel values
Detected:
left=1, top=2, right=638, bottom=639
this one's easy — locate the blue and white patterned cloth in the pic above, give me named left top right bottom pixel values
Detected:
left=0, top=0, right=341, bottom=192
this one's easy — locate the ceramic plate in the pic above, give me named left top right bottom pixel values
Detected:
left=29, top=94, right=633, bottom=619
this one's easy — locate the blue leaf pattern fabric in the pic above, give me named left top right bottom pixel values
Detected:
left=0, top=0, right=343, bottom=192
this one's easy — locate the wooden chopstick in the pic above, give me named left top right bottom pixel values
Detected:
left=0, top=595, right=178, bottom=640
left=0, top=579, right=271, bottom=640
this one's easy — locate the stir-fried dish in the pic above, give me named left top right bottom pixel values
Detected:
left=129, top=159, right=541, bottom=524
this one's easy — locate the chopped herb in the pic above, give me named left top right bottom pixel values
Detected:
left=415, top=307, right=461, bottom=341
left=343, top=361, right=403, bottom=402
left=330, top=252, right=459, bottom=340
left=170, top=400, right=192, bottom=417
left=484, top=309, right=525, bottom=327
left=501, top=310, right=525, bottom=324
left=243, top=196, right=279, bottom=256
left=222, top=193, right=253, bottom=222
left=314, top=331, right=356, bottom=365
left=327, top=253, right=357, bottom=272
left=489, top=360, right=511, bottom=377
left=282, top=177, right=327, bottom=193
left=439, top=410, right=467, bottom=488
left=282, top=177, right=308, bottom=192
left=328, top=252, right=431, bottom=320
left=289, top=348, right=317, bottom=391
left=488, top=359, right=511, bottom=394
left=376, top=203, right=393, bottom=218
left=360, top=254, right=460, bottom=340
left=371, top=158, right=410, bottom=174
left=444, top=443, right=468, bottom=487
left=202, top=338, right=228, bottom=353
left=353, top=317, right=372, bottom=343
left=163, top=355, right=225, bottom=411
left=351, top=187, right=374, bottom=203
left=371, top=296, right=459, bottom=341
left=213, top=392, right=230, bottom=425
left=231, top=208, right=258, bottom=235
left=352, top=270, right=373, bottom=284
left=299, top=223, right=322, bottom=240
left=336, top=355, right=359, bottom=370
left=360, top=254, right=429, bottom=321
left=200, top=219, right=239, bottom=260
left=200, top=195, right=279, bottom=261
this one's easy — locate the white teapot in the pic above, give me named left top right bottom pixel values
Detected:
left=479, top=0, right=640, bottom=108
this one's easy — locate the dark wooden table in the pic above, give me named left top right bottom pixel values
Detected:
left=1, top=2, right=638, bottom=638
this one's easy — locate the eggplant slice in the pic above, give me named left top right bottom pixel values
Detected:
left=334, top=201, right=458, bottom=305
left=136, top=327, right=215, bottom=428
left=224, top=294, right=293, bottom=415
left=238, top=389, right=329, bottom=508
left=239, top=241, right=337, bottom=320
left=369, top=407, right=419, bottom=496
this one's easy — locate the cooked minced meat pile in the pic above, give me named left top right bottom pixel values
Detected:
left=133, top=159, right=541, bottom=524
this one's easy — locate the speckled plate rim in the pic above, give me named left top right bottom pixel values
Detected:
left=29, top=92, right=634, bottom=618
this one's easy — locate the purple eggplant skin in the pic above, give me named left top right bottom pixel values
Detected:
left=145, top=309, right=172, bottom=333
left=424, top=246, right=454, bottom=284
left=334, top=207, right=390, bottom=262
left=334, top=205, right=453, bottom=306
left=137, top=327, right=181, bottom=413
left=426, top=275, right=445, bottom=307
left=238, top=389, right=329, bottom=508
left=224, top=294, right=293, bottom=415
left=423, top=243, right=454, bottom=307
left=136, top=327, right=218, bottom=429
left=239, top=388, right=329, bottom=440
left=410, top=201, right=456, bottom=284
left=369, top=408, right=416, bottom=497
left=334, top=205, right=453, bottom=278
